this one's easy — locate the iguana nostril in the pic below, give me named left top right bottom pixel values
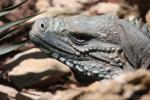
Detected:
left=39, top=21, right=47, bottom=32
left=41, top=23, right=45, bottom=29
left=34, top=18, right=51, bottom=33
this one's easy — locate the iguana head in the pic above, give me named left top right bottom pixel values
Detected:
left=29, top=15, right=150, bottom=83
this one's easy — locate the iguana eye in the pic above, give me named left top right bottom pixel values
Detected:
left=70, top=34, right=92, bottom=45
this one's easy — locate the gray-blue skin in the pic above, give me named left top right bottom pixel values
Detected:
left=29, top=15, right=150, bottom=83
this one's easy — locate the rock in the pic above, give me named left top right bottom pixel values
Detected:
left=53, top=89, right=84, bottom=100
left=83, top=2, right=119, bottom=15
left=16, top=90, right=43, bottom=100
left=115, top=69, right=150, bottom=85
left=36, top=0, right=50, bottom=12
left=117, top=0, right=150, bottom=21
left=4, top=48, right=47, bottom=70
left=38, top=92, right=54, bottom=100
left=0, top=84, right=18, bottom=100
left=44, top=69, right=150, bottom=100
left=7, top=48, right=71, bottom=88
left=16, top=90, right=54, bottom=100
left=141, top=92, right=150, bottom=100
left=78, top=94, right=123, bottom=100
left=29, top=1, right=119, bottom=22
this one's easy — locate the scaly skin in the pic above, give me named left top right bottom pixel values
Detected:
left=29, top=15, right=150, bottom=83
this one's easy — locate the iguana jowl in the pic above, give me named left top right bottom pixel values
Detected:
left=29, top=15, right=150, bottom=83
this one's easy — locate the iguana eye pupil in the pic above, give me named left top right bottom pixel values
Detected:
left=70, top=34, right=92, bottom=45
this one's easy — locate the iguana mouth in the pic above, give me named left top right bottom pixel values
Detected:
left=31, top=31, right=125, bottom=67
left=33, top=36, right=91, bottom=60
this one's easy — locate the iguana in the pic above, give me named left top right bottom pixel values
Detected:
left=29, top=15, right=150, bottom=83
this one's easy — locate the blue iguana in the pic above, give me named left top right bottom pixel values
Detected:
left=29, top=15, right=150, bottom=83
